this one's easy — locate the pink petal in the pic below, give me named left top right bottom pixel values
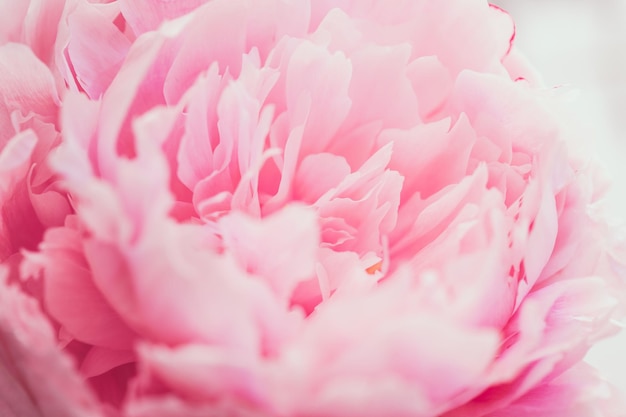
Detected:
left=119, top=0, right=209, bottom=35
left=280, top=278, right=501, bottom=415
left=0, top=2, right=29, bottom=45
left=502, top=47, right=544, bottom=87
left=125, top=395, right=266, bottom=417
left=406, top=55, right=453, bottom=121
left=426, top=209, right=517, bottom=328
left=484, top=363, right=626, bottom=417
left=80, top=346, right=135, bottom=379
left=40, top=225, right=136, bottom=350
left=313, top=144, right=402, bottom=256
left=409, top=0, right=513, bottom=75
left=220, top=204, right=319, bottom=301
left=390, top=164, right=488, bottom=261
left=137, top=343, right=267, bottom=406
left=96, top=22, right=182, bottom=175
left=27, top=166, right=73, bottom=229
left=513, top=156, right=560, bottom=307
left=64, top=1, right=132, bottom=98
left=264, top=40, right=352, bottom=211
left=293, top=153, right=351, bottom=204
left=217, top=73, right=277, bottom=216
left=58, top=91, right=99, bottom=167
left=85, top=221, right=289, bottom=353
left=0, top=129, right=37, bottom=196
left=285, top=40, right=352, bottom=157
left=341, top=42, right=417, bottom=132
left=380, top=113, right=476, bottom=202
left=452, top=70, right=559, bottom=163
left=1, top=0, right=65, bottom=65
left=176, top=65, right=222, bottom=190
left=0, top=43, right=58, bottom=144
left=0, top=168, right=45, bottom=260
left=452, top=277, right=619, bottom=416
left=0, top=268, right=103, bottom=417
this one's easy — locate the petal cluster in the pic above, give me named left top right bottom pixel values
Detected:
left=0, top=1, right=624, bottom=416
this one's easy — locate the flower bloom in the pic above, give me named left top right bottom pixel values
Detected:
left=0, top=0, right=624, bottom=416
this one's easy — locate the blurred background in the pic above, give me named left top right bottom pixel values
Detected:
left=492, top=0, right=626, bottom=396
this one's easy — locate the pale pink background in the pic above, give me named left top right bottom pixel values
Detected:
left=493, top=0, right=626, bottom=396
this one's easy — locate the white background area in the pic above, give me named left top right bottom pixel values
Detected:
left=493, top=0, right=626, bottom=397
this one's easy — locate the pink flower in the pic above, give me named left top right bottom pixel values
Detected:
left=0, top=0, right=624, bottom=416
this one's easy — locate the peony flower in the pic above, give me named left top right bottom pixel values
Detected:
left=0, top=0, right=624, bottom=416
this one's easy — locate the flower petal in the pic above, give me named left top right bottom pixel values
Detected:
left=0, top=268, right=103, bottom=417
left=220, top=204, right=319, bottom=302
left=63, top=1, right=132, bottom=98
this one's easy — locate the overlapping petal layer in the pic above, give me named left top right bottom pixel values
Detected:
left=0, top=0, right=624, bottom=416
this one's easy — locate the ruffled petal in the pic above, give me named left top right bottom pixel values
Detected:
left=0, top=43, right=58, bottom=144
left=38, top=223, right=136, bottom=351
left=484, top=363, right=624, bottom=417
left=63, top=1, right=132, bottom=98
left=220, top=204, right=319, bottom=302
left=0, top=268, right=103, bottom=417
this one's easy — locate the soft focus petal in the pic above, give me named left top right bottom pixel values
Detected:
left=484, top=363, right=625, bottom=417
left=220, top=204, right=320, bottom=302
left=38, top=223, right=136, bottom=351
left=0, top=268, right=103, bottom=417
